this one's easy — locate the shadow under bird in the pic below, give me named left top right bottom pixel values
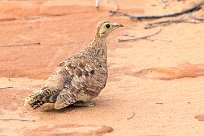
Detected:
left=25, top=21, right=123, bottom=110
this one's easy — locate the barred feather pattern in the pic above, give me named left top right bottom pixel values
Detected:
left=25, top=21, right=122, bottom=109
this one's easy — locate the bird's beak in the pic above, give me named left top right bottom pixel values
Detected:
left=113, top=23, right=124, bottom=28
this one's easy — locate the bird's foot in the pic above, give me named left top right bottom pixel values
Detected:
left=73, top=101, right=95, bottom=107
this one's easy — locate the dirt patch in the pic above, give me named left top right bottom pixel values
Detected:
left=194, top=115, right=204, bottom=122
left=0, top=88, right=30, bottom=110
left=134, top=63, right=204, bottom=80
left=24, top=124, right=113, bottom=136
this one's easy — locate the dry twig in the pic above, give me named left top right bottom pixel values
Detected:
left=0, top=118, right=35, bottom=122
left=0, top=16, right=45, bottom=22
left=144, top=14, right=203, bottom=29
left=144, top=17, right=187, bottom=29
left=127, top=113, right=135, bottom=120
left=188, top=13, right=204, bottom=21
left=118, top=27, right=161, bottom=42
left=112, top=1, right=204, bottom=20
left=145, top=37, right=172, bottom=42
left=95, top=0, right=99, bottom=8
left=0, top=42, right=40, bottom=48
left=0, top=87, right=13, bottom=89
left=156, top=102, right=164, bottom=104
left=0, top=14, right=68, bottom=22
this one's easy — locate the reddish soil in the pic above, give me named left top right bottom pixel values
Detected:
left=0, top=0, right=204, bottom=136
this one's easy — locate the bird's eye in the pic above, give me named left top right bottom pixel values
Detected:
left=105, top=24, right=110, bottom=28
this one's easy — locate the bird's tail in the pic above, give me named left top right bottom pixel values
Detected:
left=24, top=89, right=45, bottom=109
left=25, top=88, right=60, bottom=109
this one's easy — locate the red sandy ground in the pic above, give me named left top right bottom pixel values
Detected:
left=0, top=0, right=204, bottom=136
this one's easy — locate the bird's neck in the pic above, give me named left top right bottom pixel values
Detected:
left=85, top=37, right=107, bottom=60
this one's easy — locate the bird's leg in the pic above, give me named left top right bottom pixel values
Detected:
left=73, top=101, right=95, bottom=107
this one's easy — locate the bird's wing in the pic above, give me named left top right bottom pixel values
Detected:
left=25, top=54, right=107, bottom=109
left=53, top=55, right=107, bottom=109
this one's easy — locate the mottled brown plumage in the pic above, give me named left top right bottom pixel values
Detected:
left=25, top=21, right=123, bottom=110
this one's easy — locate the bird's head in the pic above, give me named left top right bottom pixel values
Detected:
left=95, top=21, right=123, bottom=39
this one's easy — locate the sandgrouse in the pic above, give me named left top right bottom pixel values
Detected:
left=25, top=21, right=123, bottom=110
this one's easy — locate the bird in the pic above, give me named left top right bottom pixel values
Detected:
left=25, top=21, right=123, bottom=110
